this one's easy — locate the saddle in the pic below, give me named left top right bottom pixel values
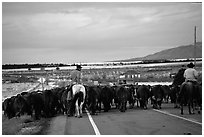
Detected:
left=186, top=80, right=197, bottom=85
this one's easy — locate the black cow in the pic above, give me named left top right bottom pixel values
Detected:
left=161, top=85, right=171, bottom=103
left=43, top=89, right=58, bottom=117
left=126, top=85, right=136, bottom=109
left=61, top=86, right=69, bottom=115
left=24, top=91, right=44, bottom=120
left=151, top=85, right=164, bottom=109
left=3, top=95, right=28, bottom=119
left=100, top=86, right=114, bottom=112
left=51, top=87, right=66, bottom=114
left=86, top=85, right=100, bottom=115
left=115, top=86, right=128, bottom=112
left=3, top=97, right=15, bottom=119
left=13, top=94, right=29, bottom=117
left=136, top=85, right=150, bottom=109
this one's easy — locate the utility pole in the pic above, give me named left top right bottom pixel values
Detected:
left=194, top=26, right=196, bottom=67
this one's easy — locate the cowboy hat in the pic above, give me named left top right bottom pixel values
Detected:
left=187, top=62, right=195, bottom=68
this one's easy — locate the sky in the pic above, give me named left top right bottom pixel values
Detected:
left=2, top=2, right=202, bottom=64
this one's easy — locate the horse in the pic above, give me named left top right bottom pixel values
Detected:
left=179, top=81, right=200, bottom=115
left=71, top=84, right=86, bottom=118
left=170, top=85, right=181, bottom=108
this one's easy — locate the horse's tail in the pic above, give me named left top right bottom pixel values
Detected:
left=73, top=91, right=84, bottom=106
left=179, top=84, right=185, bottom=97
left=179, top=82, right=194, bottom=102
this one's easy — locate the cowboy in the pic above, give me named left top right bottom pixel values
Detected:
left=67, top=64, right=82, bottom=116
left=183, top=62, right=198, bottom=84
left=180, top=62, right=199, bottom=98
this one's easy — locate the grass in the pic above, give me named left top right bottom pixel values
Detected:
left=2, top=115, right=51, bottom=135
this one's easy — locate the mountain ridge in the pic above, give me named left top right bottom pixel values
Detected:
left=114, top=42, right=202, bottom=62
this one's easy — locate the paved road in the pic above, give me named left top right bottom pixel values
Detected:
left=47, top=103, right=202, bottom=135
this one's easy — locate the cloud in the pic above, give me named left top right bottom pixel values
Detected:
left=2, top=3, right=202, bottom=64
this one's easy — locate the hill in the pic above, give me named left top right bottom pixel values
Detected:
left=116, top=42, right=202, bottom=62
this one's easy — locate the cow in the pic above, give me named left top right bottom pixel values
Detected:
left=150, top=85, right=164, bottom=109
left=43, top=89, right=58, bottom=118
left=115, top=86, right=129, bottom=112
left=3, top=97, right=16, bottom=119
left=100, top=86, right=114, bottom=112
left=126, top=85, right=136, bottom=109
left=61, top=86, right=69, bottom=115
left=161, top=85, right=171, bottom=103
left=51, top=87, right=66, bottom=114
left=13, top=94, right=29, bottom=117
left=24, top=91, right=44, bottom=120
left=136, top=85, right=151, bottom=109
left=85, top=85, right=100, bottom=115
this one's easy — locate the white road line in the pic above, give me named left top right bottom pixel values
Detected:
left=153, top=109, right=202, bottom=125
left=85, top=109, right=101, bottom=135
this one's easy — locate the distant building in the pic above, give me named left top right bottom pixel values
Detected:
left=119, top=70, right=140, bottom=85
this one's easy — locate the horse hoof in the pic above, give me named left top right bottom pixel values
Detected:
left=78, top=115, right=82, bottom=118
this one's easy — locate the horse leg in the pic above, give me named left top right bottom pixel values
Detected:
left=180, top=101, right=184, bottom=115
left=188, top=101, right=191, bottom=114
left=75, top=99, right=80, bottom=117
left=79, top=103, right=83, bottom=118
left=180, top=99, right=184, bottom=115
left=158, top=101, right=162, bottom=109
left=187, top=99, right=194, bottom=115
left=192, top=102, right=195, bottom=114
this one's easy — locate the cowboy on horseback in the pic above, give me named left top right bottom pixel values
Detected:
left=179, top=62, right=200, bottom=114
left=67, top=64, right=86, bottom=117
left=183, top=62, right=198, bottom=84
left=66, top=64, right=82, bottom=116
left=182, top=62, right=199, bottom=96
left=180, top=62, right=199, bottom=96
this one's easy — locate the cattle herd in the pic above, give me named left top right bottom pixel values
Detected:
left=2, top=83, right=202, bottom=120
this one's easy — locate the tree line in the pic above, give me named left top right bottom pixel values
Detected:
left=2, top=63, right=68, bottom=69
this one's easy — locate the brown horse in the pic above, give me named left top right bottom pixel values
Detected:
left=179, top=81, right=201, bottom=115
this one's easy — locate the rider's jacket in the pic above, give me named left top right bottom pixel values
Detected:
left=183, top=68, right=198, bottom=82
left=70, top=69, right=82, bottom=84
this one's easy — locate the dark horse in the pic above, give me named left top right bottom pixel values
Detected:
left=179, top=82, right=201, bottom=115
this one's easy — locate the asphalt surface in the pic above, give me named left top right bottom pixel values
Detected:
left=47, top=103, right=202, bottom=135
